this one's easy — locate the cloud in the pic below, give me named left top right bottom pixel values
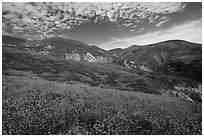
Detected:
left=138, top=28, right=145, bottom=32
left=155, top=16, right=170, bottom=27
left=112, top=37, right=121, bottom=42
left=99, top=18, right=202, bottom=50
left=2, top=2, right=186, bottom=39
left=143, top=2, right=186, bottom=14
left=122, top=22, right=133, bottom=27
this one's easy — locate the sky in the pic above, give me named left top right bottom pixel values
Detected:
left=2, top=2, right=202, bottom=50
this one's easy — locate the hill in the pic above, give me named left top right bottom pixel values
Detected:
left=111, top=40, right=202, bottom=82
left=116, top=40, right=201, bottom=67
left=2, top=74, right=202, bottom=135
left=108, top=48, right=124, bottom=56
left=3, top=46, right=202, bottom=101
left=2, top=35, right=115, bottom=63
left=2, top=46, right=167, bottom=94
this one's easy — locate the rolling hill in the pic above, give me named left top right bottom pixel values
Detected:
left=2, top=36, right=115, bottom=62
left=2, top=46, right=168, bottom=94
left=115, top=40, right=201, bottom=67
left=110, top=40, right=202, bottom=82
left=3, top=45, right=202, bottom=101
left=2, top=36, right=202, bottom=135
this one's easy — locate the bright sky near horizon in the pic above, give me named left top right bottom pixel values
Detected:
left=2, top=2, right=202, bottom=50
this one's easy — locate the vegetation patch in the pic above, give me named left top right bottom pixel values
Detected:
left=2, top=75, right=202, bottom=135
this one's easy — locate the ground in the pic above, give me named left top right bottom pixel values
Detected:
left=2, top=74, right=202, bottom=135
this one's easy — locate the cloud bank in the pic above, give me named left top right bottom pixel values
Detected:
left=2, top=2, right=186, bottom=39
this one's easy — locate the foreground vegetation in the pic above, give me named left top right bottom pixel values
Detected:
left=2, top=75, right=202, bottom=135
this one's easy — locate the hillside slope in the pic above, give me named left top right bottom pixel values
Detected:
left=117, top=40, right=201, bottom=68
left=2, top=47, right=168, bottom=94
left=111, top=40, right=202, bottom=82
left=2, top=75, right=202, bottom=135
left=2, top=36, right=114, bottom=62
left=109, top=48, right=124, bottom=56
left=3, top=46, right=202, bottom=101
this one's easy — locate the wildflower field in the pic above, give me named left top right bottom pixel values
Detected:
left=2, top=75, right=202, bottom=135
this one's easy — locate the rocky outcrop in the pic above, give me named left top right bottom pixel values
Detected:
left=160, top=89, right=194, bottom=102
left=65, top=53, right=81, bottom=61
left=174, top=85, right=202, bottom=102
left=139, top=65, right=152, bottom=72
left=64, top=51, right=113, bottom=63
left=159, top=85, right=202, bottom=102
left=39, top=50, right=49, bottom=55
left=83, top=52, right=97, bottom=62
left=124, top=60, right=153, bottom=72
left=45, top=45, right=55, bottom=50
left=96, top=56, right=108, bottom=63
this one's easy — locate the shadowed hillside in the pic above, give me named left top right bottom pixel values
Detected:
left=110, top=40, right=202, bottom=82
left=115, top=40, right=201, bottom=67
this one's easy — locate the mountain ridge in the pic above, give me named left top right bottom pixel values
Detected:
left=2, top=35, right=202, bottom=82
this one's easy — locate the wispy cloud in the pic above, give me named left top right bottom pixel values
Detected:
left=100, top=18, right=202, bottom=50
left=155, top=16, right=170, bottom=27
left=2, top=2, right=186, bottom=39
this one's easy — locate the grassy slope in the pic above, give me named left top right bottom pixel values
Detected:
left=117, top=40, right=201, bottom=69
left=3, top=47, right=172, bottom=94
left=27, top=36, right=113, bottom=58
left=2, top=75, right=202, bottom=135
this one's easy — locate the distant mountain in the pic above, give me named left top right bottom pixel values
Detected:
left=111, top=40, right=202, bottom=82
left=36, top=36, right=90, bottom=50
left=2, top=36, right=115, bottom=63
left=116, top=40, right=201, bottom=68
left=2, top=36, right=202, bottom=82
